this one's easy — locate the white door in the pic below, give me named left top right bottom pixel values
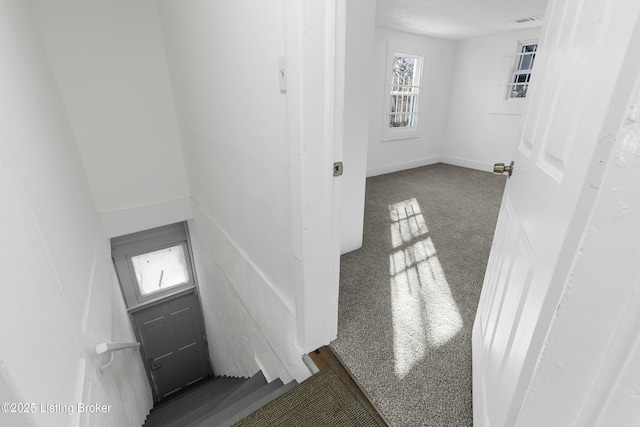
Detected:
left=472, top=1, right=640, bottom=425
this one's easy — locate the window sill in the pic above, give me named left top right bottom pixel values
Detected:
left=382, top=127, right=420, bottom=142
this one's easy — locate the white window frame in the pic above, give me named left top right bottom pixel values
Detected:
left=112, top=222, right=197, bottom=310
left=506, top=39, right=539, bottom=101
left=382, top=44, right=424, bottom=142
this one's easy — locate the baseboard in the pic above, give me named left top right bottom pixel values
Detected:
left=302, top=354, right=320, bottom=375
left=440, top=156, right=494, bottom=173
left=366, top=155, right=442, bottom=177
left=340, top=240, right=363, bottom=255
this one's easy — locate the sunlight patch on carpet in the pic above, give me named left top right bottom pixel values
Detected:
left=389, top=198, right=429, bottom=248
left=389, top=199, right=463, bottom=378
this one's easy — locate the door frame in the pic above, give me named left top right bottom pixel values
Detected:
left=284, top=0, right=346, bottom=352
left=111, top=222, right=214, bottom=402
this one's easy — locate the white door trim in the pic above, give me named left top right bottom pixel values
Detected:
left=284, top=0, right=346, bottom=352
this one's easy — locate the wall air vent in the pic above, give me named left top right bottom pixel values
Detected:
left=514, top=16, right=541, bottom=24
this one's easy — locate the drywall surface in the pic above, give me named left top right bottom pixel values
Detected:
left=28, top=0, right=190, bottom=215
left=366, top=28, right=457, bottom=177
left=0, top=362, right=35, bottom=427
left=518, top=66, right=640, bottom=426
left=77, top=235, right=153, bottom=427
left=189, top=214, right=307, bottom=383
left=100, top=197, right=193, bottom=238
left=442, top=28, right=541, bottom=171
left=375, top=0, right=547, bottom=40
left=157, top=0, right=307, bottom=380
left=341, top=0, right=377, bottom=254
left=0, top=2, right=152, bottom=425
left=157, top=0, right=293, bottom=305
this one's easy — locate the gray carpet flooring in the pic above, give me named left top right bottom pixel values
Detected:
left=331, top=163, right=506, bottom=427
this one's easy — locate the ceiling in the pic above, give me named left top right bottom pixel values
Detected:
left=375, top=0, right=549, bottom=40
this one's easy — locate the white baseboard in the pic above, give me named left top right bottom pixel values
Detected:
left=440, top=156, right=494, bottom=173
left=302, top=354, right=320, bottom=374
left=100, top=197, right=193, bottom=238
left=366, top=155, right=442, bottom=177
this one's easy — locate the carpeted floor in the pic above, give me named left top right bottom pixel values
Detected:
left=331, top=163, right=506, bottom=427
left=232, top=367, right=386, bottom=427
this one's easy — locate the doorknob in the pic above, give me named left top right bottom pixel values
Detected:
left=148, top=358, right=162, bottom=371
left=493, top=161, right=514, bottom=177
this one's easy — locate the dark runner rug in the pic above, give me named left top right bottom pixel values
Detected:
left=232, top=367, right=386, bottom=427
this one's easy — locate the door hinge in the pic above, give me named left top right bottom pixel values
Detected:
left=333, top=161, right=343, bottom=177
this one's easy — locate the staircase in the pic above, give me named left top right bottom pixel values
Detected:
left=143, top=372, right=297, bottom=427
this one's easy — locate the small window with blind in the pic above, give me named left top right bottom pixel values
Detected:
left=111, top=222, right=197, bottom=309
left=507, top=41, right=538, bottom=99
left=383, top=51, right=423, bottom=141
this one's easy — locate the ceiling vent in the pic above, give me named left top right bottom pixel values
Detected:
left=514, top=16, right=542, bottom=24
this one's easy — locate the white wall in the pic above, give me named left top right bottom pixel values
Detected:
left=340, top=0, right=377, bottom=254
left=28, top=0, right=190, bottom=226
left=442, top=28, right=541, bottom=171
left=363, top=27, right=542, bottom=176
left=366, top=28, right=457, bottom=177
left=0, top=2, right=152, bottom=426
left=189, top=216, right=297, bottom=383
left=156, top=0, right=308, bottom=381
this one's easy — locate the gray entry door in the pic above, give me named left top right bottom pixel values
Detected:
left=132, top=289, right=209, bottom=401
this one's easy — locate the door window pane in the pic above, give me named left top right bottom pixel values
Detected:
left=131, top=245, right=189, bottom=296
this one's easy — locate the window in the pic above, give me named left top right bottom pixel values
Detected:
left=131, top=244, right=189, bottom=297
left=383, top=49, right=423, bottom=141
left=111, top=222, right=197, bottom=309
left=507, top=41, right=538, bottom=99
left=389, top=54, right=422, bottom=128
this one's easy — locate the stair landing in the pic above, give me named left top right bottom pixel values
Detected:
left=309, top=346, right=388, bottom=425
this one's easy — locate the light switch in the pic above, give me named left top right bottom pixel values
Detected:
left=278, top=55, right=286, bottom=92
